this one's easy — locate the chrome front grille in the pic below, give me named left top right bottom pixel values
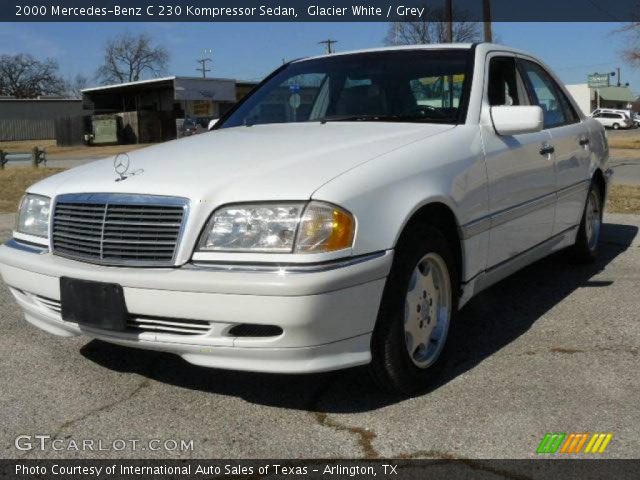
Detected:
left=52, top=193, right=188, bottom=266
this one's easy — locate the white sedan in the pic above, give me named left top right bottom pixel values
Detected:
left=0, top=44, right=611, bottom=394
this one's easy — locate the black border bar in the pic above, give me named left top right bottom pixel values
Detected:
left=3, top=0, right=640, bottom=22
left=2, top=459, right=640, bottom=480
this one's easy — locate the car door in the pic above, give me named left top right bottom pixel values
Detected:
left=481, top=54, right=556, bottom=267
left=518, top=59, right=591, bottom=235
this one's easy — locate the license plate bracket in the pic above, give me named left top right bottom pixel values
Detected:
left=60, top=277, right=128, bottom=331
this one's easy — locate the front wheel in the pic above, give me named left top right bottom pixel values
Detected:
left=369, top=225, right=458, bottom=395
left=569, top=181, right=603, bottom=262
left=612, top=123, right=620, bottom=130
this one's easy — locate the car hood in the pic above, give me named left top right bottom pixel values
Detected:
left=32, top=122, right=454, bottom=203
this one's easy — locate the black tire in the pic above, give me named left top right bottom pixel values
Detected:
left=612, top=123, right=620, bottom=130
left=369, top=224, right=459, bottom=395
left=569, top=181, right=603, bottom=263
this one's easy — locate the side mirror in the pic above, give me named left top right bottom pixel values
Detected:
left=208, top=118, right=219, bottom=131
left=491, top=106, right=543, bottom=136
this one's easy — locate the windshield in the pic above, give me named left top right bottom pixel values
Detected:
left=219, top=49, right=472, bottom=128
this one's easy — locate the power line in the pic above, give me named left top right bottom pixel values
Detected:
left=319, top=39, right=338, bottom=54
left=196, top=49, right=213, bottom=78
left=555, top=61, right=618, bottom=72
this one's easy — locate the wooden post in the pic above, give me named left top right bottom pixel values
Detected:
left=0, top=150, right=6, bottom=170
left=31, top=147, right=46, bottom=168
left=483, top=0, right=493, bottom=42
left=445, top=0, right=453, bottom=43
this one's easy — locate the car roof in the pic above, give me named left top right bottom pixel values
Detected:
left=294, top=43, right=534, bottom=63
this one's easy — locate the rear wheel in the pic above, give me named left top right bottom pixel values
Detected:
left=570, top=181, right=603, bottom=262
left=370, top=224, right=458, bottom=395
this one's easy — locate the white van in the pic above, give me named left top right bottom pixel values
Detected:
left=591, top=111, right=632, bottom=129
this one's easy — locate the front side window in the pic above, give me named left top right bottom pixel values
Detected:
left=487, top=56, right=529, bottom=106
left=519, top=60, right=579, bottom=128
left=219, top=50, right=472, bottom=128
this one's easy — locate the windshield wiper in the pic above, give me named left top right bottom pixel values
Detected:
left=318, top=114, right=400, bottom=124
left=318, top=114, right=450, bottom=124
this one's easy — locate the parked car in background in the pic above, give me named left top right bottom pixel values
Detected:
left=0, top=43, right=611, bottom=394
left=591, top=108, right=634, bottom=119
left=591, top=111, right=632, bottom=130
left=179, top=117, right=198, bottom=137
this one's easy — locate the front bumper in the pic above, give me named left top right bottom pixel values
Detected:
left=0, top=243, right=392, bottom=373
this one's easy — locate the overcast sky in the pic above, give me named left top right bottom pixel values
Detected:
left=0, top=22, right=637, bottom=94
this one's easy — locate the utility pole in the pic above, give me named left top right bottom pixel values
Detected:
left=617, top=67, right=621, bottom=87
left=196, top=49, right=213, bottom=78
left=319, top=39, right=338, bottom=54
left=444, top=0, right=453, bottom=43
left=483, top=0, right=493, bottom=42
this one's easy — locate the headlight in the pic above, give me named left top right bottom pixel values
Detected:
left=16, top=194, right=50, bottom=238
left=198, top=201, right=355, bottom=253
left=198, top=203, right=304, bottom=252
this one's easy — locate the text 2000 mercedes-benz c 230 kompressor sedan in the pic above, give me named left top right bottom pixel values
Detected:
left=0, top=44, right=611, bottom=393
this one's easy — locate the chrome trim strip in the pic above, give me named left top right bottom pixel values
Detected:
left=460, top=217, right=491, bottom=240
left=461, top=180, right=591, bottom=240
left=5, top=238, right=49, bottom=254
left=55, top=193, right=189, bottom=206
left=556, top=179, right=590, bottom=201
left=188, top=251, right=388, bottom=274
left=52, top=193, right=190, bottom=267
left=461, top=191, right=555, bottom=240
left=490, top=192, right=556, bottom=230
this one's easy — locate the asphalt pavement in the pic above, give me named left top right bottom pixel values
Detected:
left=609, top=158, right=640, bottom=186
left=607, top=129, right=640, bottom=186
left=0, top=212, right=638, bottom=459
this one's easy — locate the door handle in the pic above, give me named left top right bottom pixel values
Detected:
left=539, top=144, right=555, bottom=156
left=579, top=138, right=590, bottom=146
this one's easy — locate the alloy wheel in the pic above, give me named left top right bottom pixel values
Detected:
left=403, top=253, right=452, bottom=369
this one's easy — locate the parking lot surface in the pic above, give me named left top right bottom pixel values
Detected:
left=0, top=212, right=638, bottom=459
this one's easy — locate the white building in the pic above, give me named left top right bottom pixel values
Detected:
left=565, top=84, right=592, bottom=116
left=565, top=83, right=636, bottom=116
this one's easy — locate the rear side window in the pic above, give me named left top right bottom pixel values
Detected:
left=518, top=60, right=580, bottom=128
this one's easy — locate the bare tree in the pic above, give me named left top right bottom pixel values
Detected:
left=615, top=22, right=640, bottom=67
left=385, top=6, right=480, bottom=45
left=96, top=32, right=169, bottom=84
left=65, top=73, right=89, bottom=99
left=0, top=54, right=66, bottom=98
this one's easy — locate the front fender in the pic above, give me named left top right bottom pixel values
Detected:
left=312, top=125, right=488, bottom=281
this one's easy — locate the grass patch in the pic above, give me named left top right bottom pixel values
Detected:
left=608, top=138, right=640, bottom=149
left=0, top=167, right=65, bottom=213
left=607, top=184, right=640, bottom=214
left=0, top=139, right=57, bottom=152
left=0, top=139, right=150, bottom=159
